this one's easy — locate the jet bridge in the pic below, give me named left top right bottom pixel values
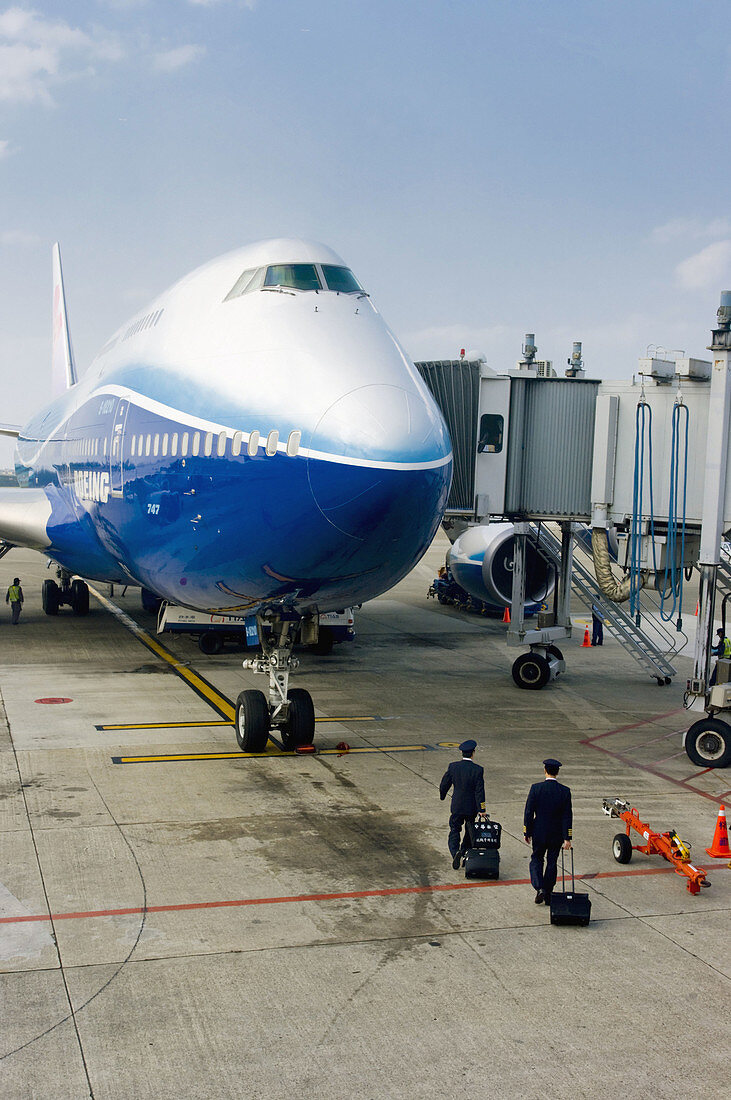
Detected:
left=417, top=291, right=731, bottom=769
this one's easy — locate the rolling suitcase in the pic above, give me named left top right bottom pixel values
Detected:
left=464, top=816, right=501, bottom=878
left=464, top=848, right=500, bottom=879
left=549, top=849, right=591, bottom=926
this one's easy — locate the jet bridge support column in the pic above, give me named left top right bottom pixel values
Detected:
left=508, top=522, right=568, bottom=690
left=684, top=291, right=731, bottom=769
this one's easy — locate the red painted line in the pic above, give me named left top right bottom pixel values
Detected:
left=1, top=863, right=726, bottom=926
left=621, top=729, right=684, bottom=753
left=582, top=709, right=684, bottom=743
left=652, top=750, right=690, bottom=765
left=583, top=739, right=726, bottom=805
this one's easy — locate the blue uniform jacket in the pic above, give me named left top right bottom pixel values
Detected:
left=439, top=759, right=486, bottom=815
left=523, top=779, right=572, bottom=846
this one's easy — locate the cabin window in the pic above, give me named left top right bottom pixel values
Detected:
left=265, top=429, right=279, bottom=456
left=264, top=264, right=321, bottom=292
left=321, top=266, right=363, bottom=294
left=232, top=431, right=243, bottom=457
left=130, top=436, right=136, bottom=457
left=203, top=431, right=213, bottom=457
left=145, top=435, right=151, bottom=457
left=153, top=434, right=160, bottom=457
left=162, top=433, right=169, bottom=457
left=138, top=435, right=143, bottom=457
left=286, top=430, right=301, bottom=457
left=217, top=431, right=227, bottom=457
left=192, top=432, right=201, bottom=456
left=477, top=414, right=504, bottom=454
left=247, top=430, right=260, bottom=457
left=171, top=432, right=178, bottom=456
left=181, top=432, right=189, bottom=457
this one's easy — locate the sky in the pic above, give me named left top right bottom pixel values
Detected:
left=2, top=0, right=731, bottom=466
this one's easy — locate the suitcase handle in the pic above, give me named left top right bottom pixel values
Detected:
left=560, top=847, right=576, bottom=890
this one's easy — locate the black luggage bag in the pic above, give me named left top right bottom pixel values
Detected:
left=464, top=848, right=500, bottom=879
left=471, top=815, right=502, bottom=850
left=549, top=849, right=591, bottom=926
left=463, top=815, right=502, bottom=879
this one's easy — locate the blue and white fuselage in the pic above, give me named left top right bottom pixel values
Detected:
left=11, top=239, right=452, bottom=615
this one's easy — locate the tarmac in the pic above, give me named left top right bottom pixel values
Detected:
left=1, top=534, right=729, bottom=1099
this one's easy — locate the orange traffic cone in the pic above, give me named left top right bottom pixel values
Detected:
left=695, top=601, right=699, bottom=616
left=705, top=805, right=729, bottom=858
left=502, top=606, right=510, bottom=624
left=582, top=625, right=591, bottom=647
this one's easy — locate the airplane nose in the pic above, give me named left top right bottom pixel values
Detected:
left=307, top=383, right=451, bottom=541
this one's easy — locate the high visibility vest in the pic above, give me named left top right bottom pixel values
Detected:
left=8, top=585, right=21, bottom=602
left=723, top=637, right=731, bottom=658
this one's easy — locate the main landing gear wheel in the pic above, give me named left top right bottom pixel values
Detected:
left=612, top=833, right=633, bottom=863
left=280, top=688, right=315, bottom=750
left=70, top=579, right=89, bottom=616
left=684, top=718, right=731, bottom=768
left=42, top=579, right=59, bottom=616
left=512, top=651, right=550, bottom=690
left=235, top=690, right=270, bottom=753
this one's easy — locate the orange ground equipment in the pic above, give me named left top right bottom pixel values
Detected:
left=602, top=798, right=710, bottom=895
left=705, top=805, right=729, bottom=858
left=582, top=626, right=591, bottom=647
left=502, top=606, right=510, bottom=623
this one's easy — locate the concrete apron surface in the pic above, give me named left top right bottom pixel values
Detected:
left=0, top=538, right=728, bottom=1100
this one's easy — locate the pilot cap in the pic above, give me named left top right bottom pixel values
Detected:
left=543, top=758, right=562, bottom=770
left=459, top=739, right=477, bottom=753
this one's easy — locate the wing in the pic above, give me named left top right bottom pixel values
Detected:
left=0, top=424, right=21, bottom=438
left=0, top=488, right=52, bottom=550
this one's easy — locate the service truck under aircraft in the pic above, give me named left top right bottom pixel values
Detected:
left=0, top=239, right=452, bottom=750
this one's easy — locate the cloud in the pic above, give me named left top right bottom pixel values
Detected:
left=0, top=229, right=41, bottom=246
left=675, top=240, right=731, bottom=291
left=0, top=138, right=10, bottom=158
left=152, top=44, right=205, bottom=73
left=0, top=7, right=123, bottom=104
left=652, top=217, right=731, bottom=244
left=402, top=322, right=511, bottom=365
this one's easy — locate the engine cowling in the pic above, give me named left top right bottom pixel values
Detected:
left=447, top=523, right=556, bottom=610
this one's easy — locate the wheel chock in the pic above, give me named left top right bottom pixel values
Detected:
left=295, top=744, right=316, bottom=754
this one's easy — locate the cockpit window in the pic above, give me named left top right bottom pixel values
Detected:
left=264, top=264, right=322, bottom=291
left=321, top=265, right=363, bottom=294
left=224, top=261, right=366, bottom=301
left=224, top=268, right=257, bottom=301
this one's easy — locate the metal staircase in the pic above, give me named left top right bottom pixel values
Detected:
left=533, top=525, right=681, bottom=683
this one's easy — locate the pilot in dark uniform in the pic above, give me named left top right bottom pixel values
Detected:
left=439, top=739, right=486, bottom=869
left=523, top=758, right=572, bottom=904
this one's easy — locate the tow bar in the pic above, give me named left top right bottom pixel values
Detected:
left=602, top=798, right=711, bottom=895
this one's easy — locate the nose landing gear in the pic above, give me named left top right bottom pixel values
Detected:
left=235, top=614, right=316, bottom=753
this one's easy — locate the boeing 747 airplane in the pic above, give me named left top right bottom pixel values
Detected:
left=0, top=239, right=452, bottom=751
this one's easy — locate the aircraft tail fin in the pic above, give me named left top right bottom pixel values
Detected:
left=52, top=243, right=78, bottom=396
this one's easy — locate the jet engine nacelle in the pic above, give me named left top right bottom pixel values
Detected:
left=447, top=523, right=556, bottom=610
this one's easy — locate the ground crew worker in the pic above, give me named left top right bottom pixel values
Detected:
left=710, top=628, right=731, bottom=685
left=439, top=739, right=486, bottom=869
left=591, top=603, right=604, bottom=646
left=523, top=758, right=572, bottom=905
left=6, top=577, right=24, bottom=625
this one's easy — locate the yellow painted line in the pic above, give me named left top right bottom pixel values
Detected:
left=97, top=715, right=383, bottom=731
left=113, top=745, right=431, bottom=765
left=98, top=721, right=234, bottom=731
left=88, top=585, right=236, bottom=721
